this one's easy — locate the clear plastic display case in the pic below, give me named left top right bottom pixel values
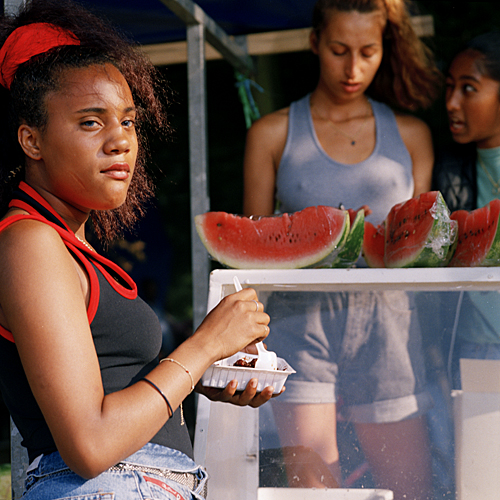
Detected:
left=194, top=268, right=500, bottom=500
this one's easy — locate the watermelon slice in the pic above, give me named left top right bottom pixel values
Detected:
left=448, top=199, right=500, bottom=267
left=384, top=191, right=457, bottom=268
left=195, top=206, right=349, bottom=269
left=332, top=208, right=365, bottom=268
left=363, top=221, right=386, bottom=268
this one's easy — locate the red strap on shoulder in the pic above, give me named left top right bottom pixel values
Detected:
left=1, top=183, right=138, bottom=343
left=0, top=215, right=46, bottom=342
left=0, top=214, right=100, bottom=343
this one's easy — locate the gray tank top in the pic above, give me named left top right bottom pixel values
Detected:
left=276, top=94, right=413, bottom=225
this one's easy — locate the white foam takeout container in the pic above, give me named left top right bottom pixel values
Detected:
left=201, top=353, right=295, bottom=394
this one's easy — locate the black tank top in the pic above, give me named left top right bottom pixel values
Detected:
left=0, top=182, right=193, bottom=462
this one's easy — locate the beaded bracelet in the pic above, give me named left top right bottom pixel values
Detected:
left=160, top=357, right=195, bottom=393
left=141, top=377, right=173, bottom=418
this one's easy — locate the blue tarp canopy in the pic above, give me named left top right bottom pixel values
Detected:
left=79, top=0, right=318, bottom=46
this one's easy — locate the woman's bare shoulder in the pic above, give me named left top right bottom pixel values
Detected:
left=394, top=112, right=431, bottom=136
left=246, top=106, right=290, bottom=160
left=249, top=106, right=290, bottom=137
left=0, top=218, right=76, bottom=280
left=394, top=112, right=432, bottom=150
left=0, top=216, right=64, bottom=249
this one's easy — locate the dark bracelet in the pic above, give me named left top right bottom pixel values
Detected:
left=141, top=377, right=173, bottom=418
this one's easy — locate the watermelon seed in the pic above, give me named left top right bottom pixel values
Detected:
left=217, top=223, right=222, bottom=227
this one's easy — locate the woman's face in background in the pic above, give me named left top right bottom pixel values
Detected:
left=446, top=49, right=500, bottom=149
left=311, top=8, right=385, bottom=103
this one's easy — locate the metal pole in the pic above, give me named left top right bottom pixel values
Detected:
left=187, top=22, right=210, bottom=330
left=3, top=0, right=24, bottom=15
left=159, top=0, right=253, bottom=331
left=10, top=420, right=27, bottom=500
left=159, top=0, right=254, bottom=76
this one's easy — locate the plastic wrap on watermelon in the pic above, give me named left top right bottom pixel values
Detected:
left=426, top=194, right=458, bottom=260
left=384, top=191, right=458, bottom=268
left=194, top=206, right=350, bottom=269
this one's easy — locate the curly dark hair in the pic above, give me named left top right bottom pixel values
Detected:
left=312, top=0, right=443, bottom=111
left=0, top=0, right=172, bottom=242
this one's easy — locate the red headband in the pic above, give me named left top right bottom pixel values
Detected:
left=0, top=23, right=81, bottom=89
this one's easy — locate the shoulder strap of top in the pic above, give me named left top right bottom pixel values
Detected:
left=284, top=94, right=312, bottom=149
left=0, top=182, right=136, bottom=343
left=0, top=212, right=100, bottom=343
left=11, top=182, right=136, bottom=298
left=10, top=182, right=72, bottom=231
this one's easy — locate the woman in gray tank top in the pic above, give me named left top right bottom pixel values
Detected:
left=243, top=1, right=441, bottom=498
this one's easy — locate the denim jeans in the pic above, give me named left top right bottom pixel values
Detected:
left=22, top=443, right=208, bottom=500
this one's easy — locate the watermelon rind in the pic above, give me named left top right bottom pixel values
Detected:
left=313, top=210, right=350, bottom=268
left=384, top=191, right=458, bottom=268
left=331, top=209, right=365, bottom=268
left=449, top=199, right=500, bottom=267
left=194, top=206, right=349, bottom=269
left=443, top=236, right=458, bottom=266
left=481, top=226, right=500, bottom=266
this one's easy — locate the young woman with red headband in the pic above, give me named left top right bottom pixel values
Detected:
left=0, top=1, right=277, bottom=498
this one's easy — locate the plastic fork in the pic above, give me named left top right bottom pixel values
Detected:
left=233, top=276, right=278, bottom=370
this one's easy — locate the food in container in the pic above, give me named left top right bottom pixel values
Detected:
left=201, top=353, right=295, bottom=395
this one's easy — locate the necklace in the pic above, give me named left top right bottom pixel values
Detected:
left=478, top=155, right=500, bottom=195
left=318, top=101, right=372, bottom=146
left=75, top=234, right=95, bottom=252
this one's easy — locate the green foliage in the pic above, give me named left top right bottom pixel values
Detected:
left=0, top=464, right=11, bottom=500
